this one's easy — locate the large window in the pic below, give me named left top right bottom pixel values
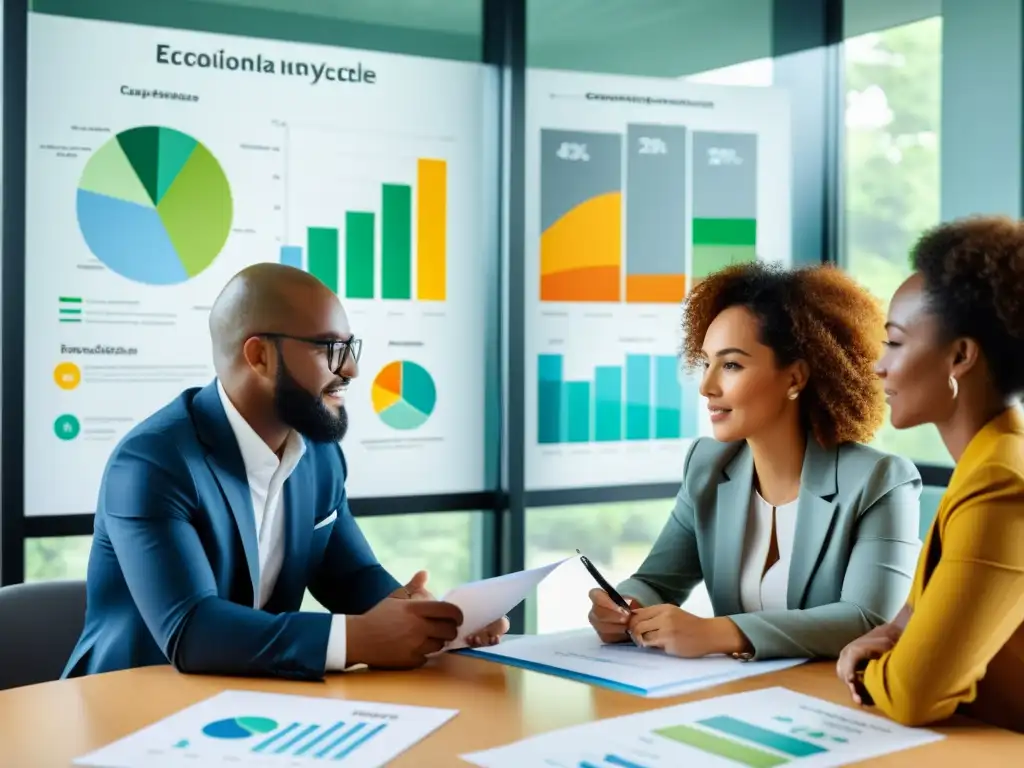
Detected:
left=843, top=16, right=946, bottom=465
left=26, top=513, right=482, bottom=601
left=30, top=0, right=483, bottom=60
left=527, top=500, right=711, bottom=634
left=527, top=0, right=772, bottom=77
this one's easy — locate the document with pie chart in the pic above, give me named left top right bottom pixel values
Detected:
left=24, top=12, right=491, bottom=514
left=74, top=689, right=458, bottom=768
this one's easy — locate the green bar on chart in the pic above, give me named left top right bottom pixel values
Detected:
left=654, top=725, right=789, bottom=768
left=345, top=212, right=374, bottom=299
left=382, top=183, right=412, bottom=299
left=691, top=131, right=758, bottom=280
left=307, top=227, right=339, bottom=294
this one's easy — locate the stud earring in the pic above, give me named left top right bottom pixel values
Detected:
left=949, top=375, right=959, bottom=400
left=788, top=390, right=799, bottom=401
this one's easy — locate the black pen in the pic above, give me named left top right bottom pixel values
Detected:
left=577, top=549, right=639, bottom=645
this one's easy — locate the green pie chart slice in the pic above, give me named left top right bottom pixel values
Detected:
left=78, top=137, right=153, bottom=208
left=117, top=126, right=161, bottom=206
left=238, top=717, right=277, bottom=735
left=156, top=141, right=233, bottom=277
left=155, top=127, right=198, bottom=202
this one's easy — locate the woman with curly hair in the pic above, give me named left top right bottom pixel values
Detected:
left=587, top=261, right=922, bottom=661
left=837, top=216, right=1024, bottom=731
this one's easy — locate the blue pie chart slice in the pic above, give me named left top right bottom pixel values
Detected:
left=76, top=190, right=188, bottom=284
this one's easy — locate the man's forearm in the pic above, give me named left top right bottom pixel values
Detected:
left=175, top=597, right=333, bottom=679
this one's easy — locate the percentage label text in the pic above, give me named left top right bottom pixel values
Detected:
left=556, top=142, right=590, bottom=161
left=638, top=137, right=668, bottom=154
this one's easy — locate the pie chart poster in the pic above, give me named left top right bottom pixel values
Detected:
left=23, top=13, right=491, bottom=516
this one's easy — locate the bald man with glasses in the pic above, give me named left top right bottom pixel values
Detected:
left=64, top=264, right=507, bottom=681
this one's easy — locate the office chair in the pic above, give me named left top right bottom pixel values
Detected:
left=0, top=580, right=86, bottom=690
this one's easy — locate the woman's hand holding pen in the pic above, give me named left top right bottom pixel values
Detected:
left=587, top=589, right=642, bottom=644
left=627, top=605, right=750, bottom=658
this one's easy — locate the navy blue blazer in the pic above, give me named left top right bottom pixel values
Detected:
left=63, top=381, right=400, bottom=680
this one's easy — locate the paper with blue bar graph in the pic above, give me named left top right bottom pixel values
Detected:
left=461, top=629, right=804, bottom=698
left=73, top=690, right=457, bottom=767
left=462, top=687, right=943, bottom=768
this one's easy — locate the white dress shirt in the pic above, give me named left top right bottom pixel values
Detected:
left=738, top=489, right=799, bottom=613
left=217, top=381, right=349, bottom=670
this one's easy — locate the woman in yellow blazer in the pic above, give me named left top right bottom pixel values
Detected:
left=837, top=215, right=1024, bottom=733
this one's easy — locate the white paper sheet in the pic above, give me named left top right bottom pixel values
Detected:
left=461, top=628, right=805, bottom=697
left=74, top=690, right=457, bottom=768
left=462, top=686, right=944, bottom=768
left=438, top=558, right=569, bottom=651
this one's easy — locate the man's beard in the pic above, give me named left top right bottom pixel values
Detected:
left=273, top=359, right=349, bottom=443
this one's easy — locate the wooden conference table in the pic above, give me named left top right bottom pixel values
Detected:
left=2, top=652, right=1023, bottom=766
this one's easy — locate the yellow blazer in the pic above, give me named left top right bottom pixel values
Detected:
left=863, top=406, right=1024, bottom=731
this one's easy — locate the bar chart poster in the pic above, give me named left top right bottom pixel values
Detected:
left=75, top=690, right=459, bottom=767
left=525, top=69, right=790, bottom=489
left=25, top=13, right=494, bottom=514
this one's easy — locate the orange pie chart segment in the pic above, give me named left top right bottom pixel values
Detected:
left=371, top=361, right=403, bottom=412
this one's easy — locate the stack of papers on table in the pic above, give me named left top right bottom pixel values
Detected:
left=462, top=687, right=944, bottom=768
left=460, top=629, right=805, bottom=697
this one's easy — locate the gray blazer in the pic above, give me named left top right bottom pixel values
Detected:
left=617, top=436, right=922, bottom=660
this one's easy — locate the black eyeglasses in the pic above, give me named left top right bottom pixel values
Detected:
left=256, top=333, right=362, bottom=374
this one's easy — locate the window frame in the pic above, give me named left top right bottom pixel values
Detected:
left=2, top=0, right=955, bottom=635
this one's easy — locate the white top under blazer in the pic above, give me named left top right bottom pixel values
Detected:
left=738, top=489, right=799, bottom=612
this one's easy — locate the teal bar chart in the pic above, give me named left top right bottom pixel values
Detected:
left=538, top=353, right=692, bottom=445
left=594, top=366, right=623, bottom=441
left=626, top=354, right=651, bottom=440
left=234, top=718, right=387, bottom=760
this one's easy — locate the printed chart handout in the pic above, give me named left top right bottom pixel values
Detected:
left=460, top=629, right=804, bottom=697
left=74, top=690, right=458, bottom=767
left=463, top=687, right=944, bottom=768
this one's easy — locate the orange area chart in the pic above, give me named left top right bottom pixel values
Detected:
left=625, top=273, right=687, bottom=303
left=539, top=129, right=623, bottom=302
left=540, top=192, right=621, bottom=301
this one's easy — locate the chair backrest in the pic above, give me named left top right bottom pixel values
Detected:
left=0, top=580, right=86, bottom=690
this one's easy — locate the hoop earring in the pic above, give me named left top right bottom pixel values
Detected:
left=949, top=375, right=959, bottom=400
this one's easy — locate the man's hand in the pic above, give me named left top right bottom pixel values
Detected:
left=346, top=597, right=463, bottom=669
left=390, top=570, right=434, bottom=600
left=587, top=588, right=641, bottom=644
left=627, top=604, right=717, bottom=657
left=465, top=616, right=511, bottom=648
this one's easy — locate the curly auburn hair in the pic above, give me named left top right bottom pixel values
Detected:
left=681, top=261, right=886, bottom=448
left=911, top=215, right=1024, bottom=397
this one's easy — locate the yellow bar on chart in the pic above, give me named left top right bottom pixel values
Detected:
left=416, top=158, right=447, bottom=301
